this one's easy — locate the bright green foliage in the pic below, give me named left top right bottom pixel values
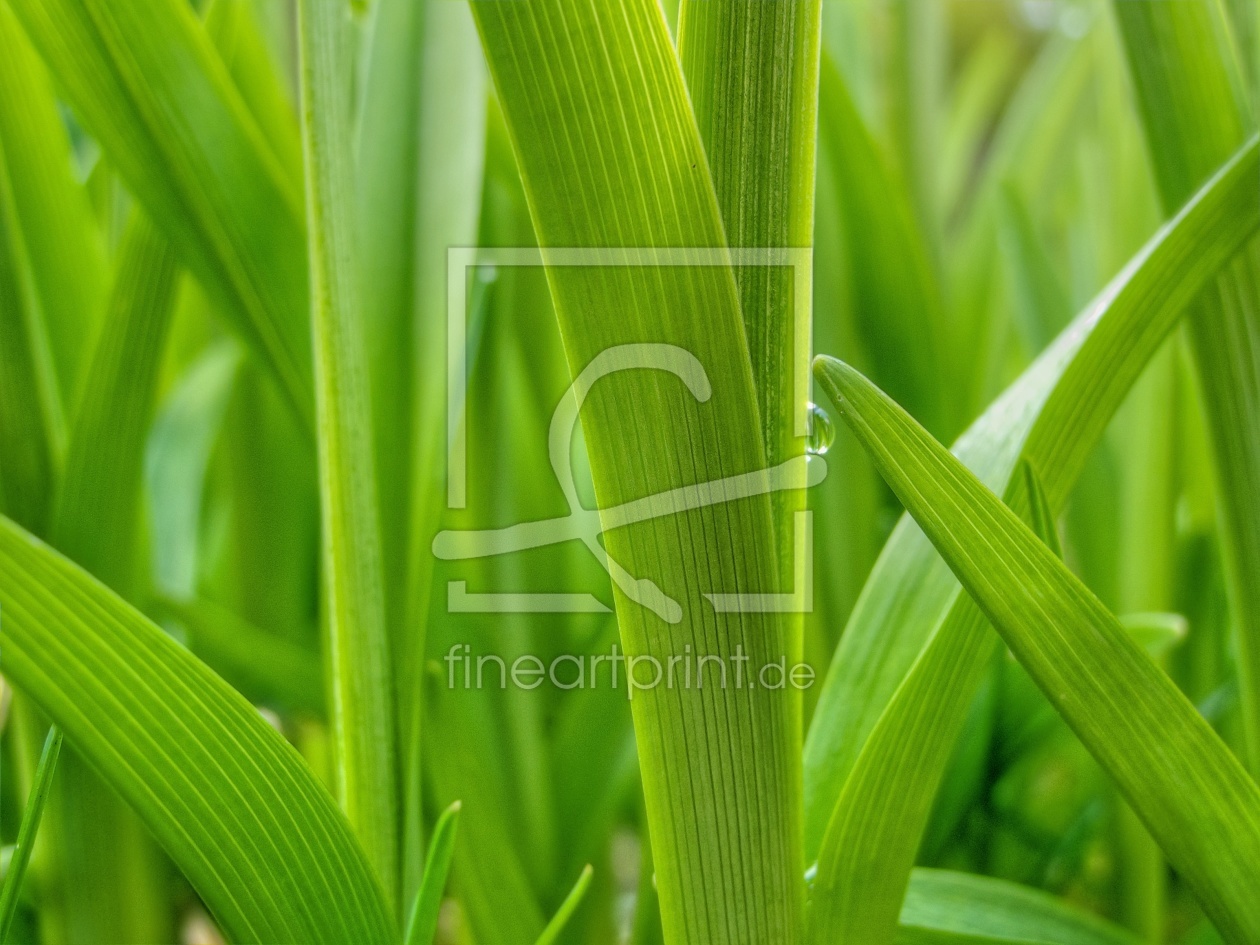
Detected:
left=2, top=2, right=1260, bottom=944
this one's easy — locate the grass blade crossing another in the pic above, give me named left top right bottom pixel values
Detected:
left=816, top=355, right=1260, bottom=943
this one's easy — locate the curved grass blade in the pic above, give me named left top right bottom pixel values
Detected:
left=296, top=0, right=397, bottom=910
left=817, top=355, right=1260, bottom=944
left=897, top=869, right=1139, bottom=945
left=470, top=2, right=800, bottom=942
left=536, top=864, right=594, bottom=945
left=8, top=0, right=313, bottom=426
left=803, top=136, right=1260, bottom=945
left=803, top=132, right=1260, bottom=857
left=0, top=516, right=395, bottom=944
left=403, top=801, right=461, bottom=945
left=0, top=725, right=61, bottom=944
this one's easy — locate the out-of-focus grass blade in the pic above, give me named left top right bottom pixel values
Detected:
left=296, top=0, right=397, bottom=910
left=0, top=725, right=61, bottom=944
left=470, top=2, right=800, bottom=942
left=817, top=355, right=1260, bottom=944
left=153, top=594, right=324, bottom=716
left=0, top=143, right=60, bottom=534
left=146, top=340, right=242, bottom=598
left=1111, top=0, right=1260, bottom=781
left=535, top=864, right=594, bottom=945
left=42, top=212, right=179, bottom=944
left=0, top=517, right=395, bottom=944
left=52, top=214, right=179, bottom=590
left=896, top=869, right=1140, bottom=945
left=803, top=136, right=1260, bottom=945
left=206, top=0, right=302, bottom=180
left=0, top=4, right=106, bottom=409
left=817, top=55, right=946, bottom=435
left=1120, top=613, right=1188, bottom=659
left=997, top=185, right=1073, bottom=357
left=940, top=29, right=1020, bottom=225
left=403, top=801, right=461, bottom=945
left=9, top=0, right=313, bottom=425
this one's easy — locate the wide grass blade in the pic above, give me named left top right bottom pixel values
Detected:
left=0, top=725, right=62, bottom=943
left=9, top=0, right=313, bottom=425
left=0, top=517, right=395, bottom=944
left=470, top=2, right=801, bottom=942
left=403, top=801, right=461, bottom=945
left=297, top=0, right=397, bottom=911
left=816, top=355, right=1260, bottom=943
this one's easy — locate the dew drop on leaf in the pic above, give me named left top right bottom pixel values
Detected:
left=806, top=402, right=834, bottom=456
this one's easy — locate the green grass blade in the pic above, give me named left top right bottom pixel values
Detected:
left=535, top=864, right=594, bottom=945
left=0, top=516, right=395, bottom=944
left=52, top=213, right=179, bottom=589
left=39, top=211, right=179, bottom=944
left=153, top=594, right=324, bottom=716
left=817, top=54, right=946, bottom=435
left=803, top=135, right=1260, bottom=945
left=403, top=801, right=461, bottom=945
left=0, top=138, right=61, bottom=534
left=8, top=0, right=313, bottom=426
left=803, top=131, right=1260, bottom=851
left=817, top=355, right=1260, bottom=944
left=470, top=2, right=801, bottom=942
left=0, top=4, right=106, bottom=410
left=0, top=725, right=62, bottom=944
left=896, top=869, right=1139, bottom=945
left=1112, top=0, right=1260, bottom=782
left=146, top=340, right=242, bottom=598
left=297, top=0, right=397, bottom=911
left=677, top=0, right=822, bottom=470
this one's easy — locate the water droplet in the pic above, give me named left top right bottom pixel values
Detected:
left=478, top=264, right=499, bottom=284
left=804, top=862, right=818, bottom=890
left=806, top=402, right=834, bottom=456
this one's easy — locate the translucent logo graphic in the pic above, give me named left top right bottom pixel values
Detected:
left=433, top=248, right=823, bottom=622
